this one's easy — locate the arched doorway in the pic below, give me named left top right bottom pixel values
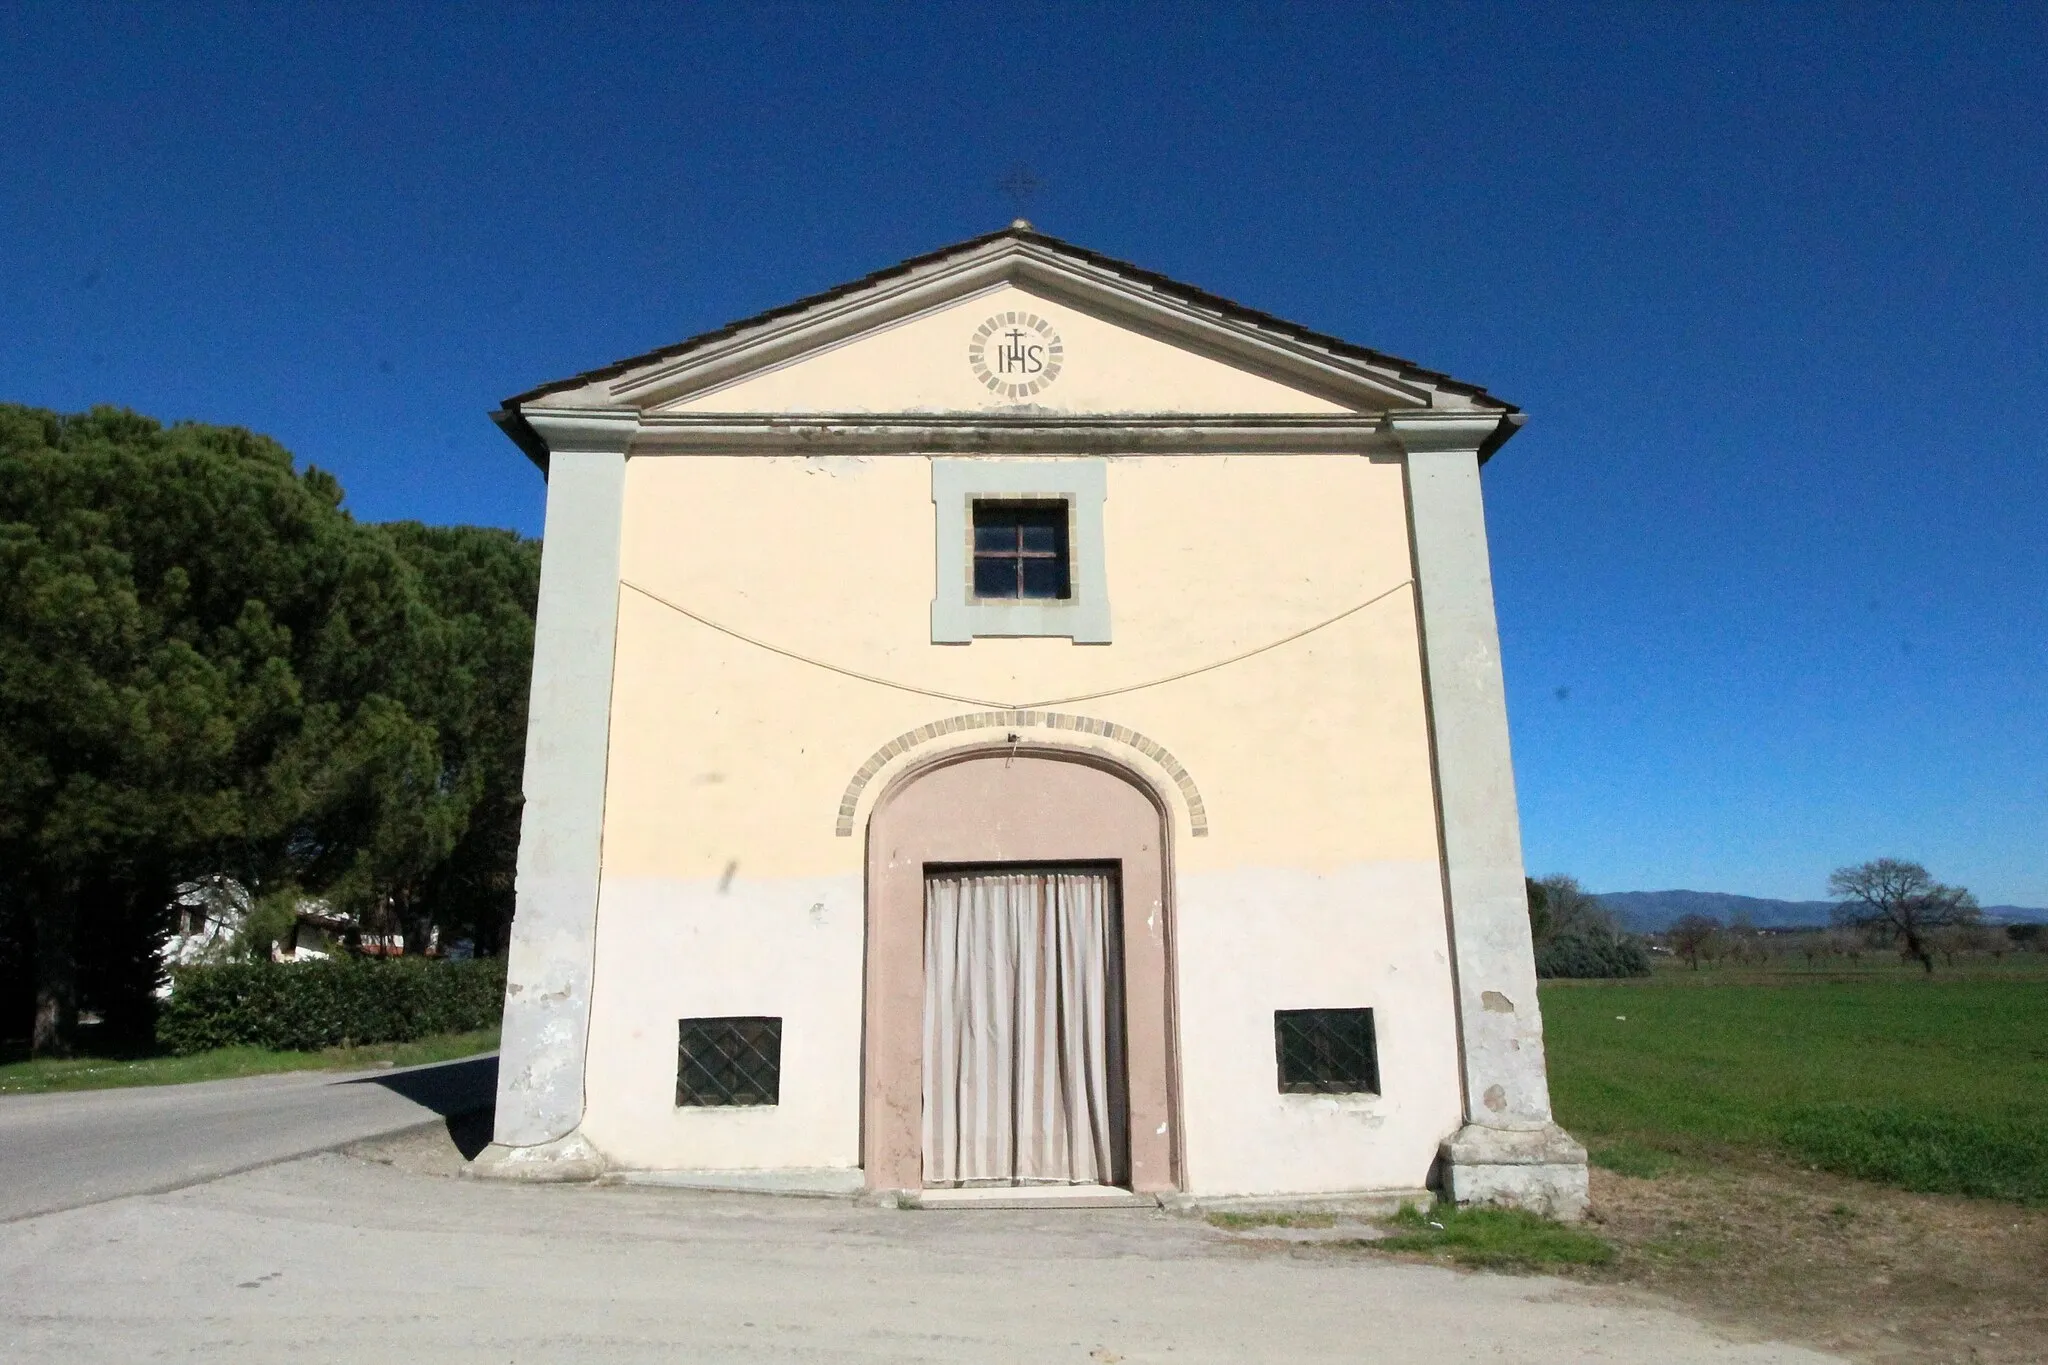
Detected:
left=862, top=748, right=1179, bottom=1193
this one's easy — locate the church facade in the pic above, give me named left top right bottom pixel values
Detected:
left=477, top=226, right=1587, bottom=1215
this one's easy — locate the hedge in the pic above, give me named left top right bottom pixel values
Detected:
left=157, top=957, right=507, bottom=1055
left=1536, top=930, right=1653, bottom=980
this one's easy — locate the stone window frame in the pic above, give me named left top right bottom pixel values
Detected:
left=931, top=458, right=1110, bottom=644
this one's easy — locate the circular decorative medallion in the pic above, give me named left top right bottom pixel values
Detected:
left=967, top=311, right=1064, bottom=398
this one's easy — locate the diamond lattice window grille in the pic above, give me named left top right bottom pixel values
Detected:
left=676, top=1016, right=783, bottom=1107
left=1273, top=1008, right=1379, bottom=1095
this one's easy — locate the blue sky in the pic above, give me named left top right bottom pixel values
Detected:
left=3, top=4, right=2043, bottom=904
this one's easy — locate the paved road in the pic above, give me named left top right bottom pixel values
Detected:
left=0, top=1131, right=1844, bottom=1365
left=0, top=1053, right=495, bottom=1221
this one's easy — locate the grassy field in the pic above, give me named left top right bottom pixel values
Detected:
left=0, top=1027, right=499, bottom=1095
left=1542, top=963, right=2048, bottom=1203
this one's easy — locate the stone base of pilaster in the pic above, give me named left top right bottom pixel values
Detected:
left=466, top=1130, right=607, bottom=1183
left=1439, top=1122, right=1589, bottom=1221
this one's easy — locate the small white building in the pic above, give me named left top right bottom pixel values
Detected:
left=477, top=226, right=1586, bottom=1215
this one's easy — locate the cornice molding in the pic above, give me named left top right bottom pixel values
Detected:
left=622, top=411, right=1414, bottom=456
left=499, top=408, right=1527, bottom=466
left=523, top=408, right=640, bottom=455
left=1387, top=413, right=1519, bottom=458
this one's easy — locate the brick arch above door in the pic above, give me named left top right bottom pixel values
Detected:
left=835, top=709, right=1208, bottom=838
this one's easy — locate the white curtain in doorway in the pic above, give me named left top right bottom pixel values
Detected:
left=922, top=869, right=1117, bottom=1187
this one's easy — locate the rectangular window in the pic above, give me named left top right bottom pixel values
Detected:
left=971, top=500, right=1071, bottom=601
left=931, top=460, right=1108, bottom=643
left=677, top=1016, right=782, bottom=1107
left=1274, top=1008, right=1379, bottom=1095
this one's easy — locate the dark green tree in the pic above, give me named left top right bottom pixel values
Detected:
left=0, top=405, right=538, bottom=1054
left=1525, top=874, right=1651, bottom=979
left=380, top=523, right=539, bottom=957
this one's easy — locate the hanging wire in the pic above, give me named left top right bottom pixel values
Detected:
left=617, top=576, right=1416, bottom=711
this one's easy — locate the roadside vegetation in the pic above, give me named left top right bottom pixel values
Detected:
left=1206, top=1211, right=1336, bottom=1230
left=158, top=956, right=506, bottom=1054
left=0, top=1026, right=498, bottom=1094
left=1369, top=1201, right=1616, bottom=1268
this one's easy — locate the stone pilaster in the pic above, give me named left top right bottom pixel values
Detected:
left=473, top=409, right=635, bottom=1181
left=1395, top=414, right=1588, bottom=1220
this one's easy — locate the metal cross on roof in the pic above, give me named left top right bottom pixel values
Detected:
left=998, top=164, right=1041, bottom=215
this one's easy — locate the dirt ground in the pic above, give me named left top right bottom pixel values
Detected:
left=1569, top=1160, right=2048, bottom=1365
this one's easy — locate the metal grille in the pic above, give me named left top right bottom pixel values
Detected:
left=677, top=1016, right=782, bottom=1107
left=1274, top=1008, right=1379, bottom=1095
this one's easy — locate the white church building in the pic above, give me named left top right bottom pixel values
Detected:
left=474, top=224, right=1586, bottom=1216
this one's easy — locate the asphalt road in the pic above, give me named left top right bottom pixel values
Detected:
left=0, top=1052, right=496, bottom=1221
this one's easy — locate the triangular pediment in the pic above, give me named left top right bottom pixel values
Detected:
left=652, top=281, right=1359, bottom=416
left=501, top=228, right=1515, bottom=426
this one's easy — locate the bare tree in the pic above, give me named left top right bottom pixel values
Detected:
left=1668, top=914, right=1719, bottom=970
left=1828, top=858, right=1979, bottom=975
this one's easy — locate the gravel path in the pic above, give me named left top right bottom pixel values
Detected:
left=0, top=1123, right=1845, bottom=1364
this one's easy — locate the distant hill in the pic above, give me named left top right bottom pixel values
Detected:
left=1593, top=889, right=2048, bottom=932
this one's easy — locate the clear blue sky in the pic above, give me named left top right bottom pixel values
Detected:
left=4, top=4, right=2043, bottom=904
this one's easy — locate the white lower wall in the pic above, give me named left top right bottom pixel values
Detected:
left=579, top=861, right=1463, bottom=1195
left=580, top=874, right=866, bottom=1171
left=1173, top=861, right=1464, bottom=1196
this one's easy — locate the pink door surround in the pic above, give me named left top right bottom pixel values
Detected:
left=861, top=748, right=1180, bottom=1193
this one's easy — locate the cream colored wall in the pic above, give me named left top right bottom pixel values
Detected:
left=658, top=283, right=1355, bottom=415
left=584, top=443, right=1464, bottom=1192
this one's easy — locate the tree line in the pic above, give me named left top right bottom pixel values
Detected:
left=1665, top=859, right=1994, bottom=973
left=1526, top=874, right=1652, bottom=978
left=0, top=406, right=539, bottom=1055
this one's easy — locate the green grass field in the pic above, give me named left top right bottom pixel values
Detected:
left=0, top=1028, right=499, bottom=1095
left=1542, top=968, right=2048, bottom=1203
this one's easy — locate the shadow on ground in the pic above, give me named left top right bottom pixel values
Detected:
left=338, top=1056, right=497, bottom=1163
left=343, top=1053, right=497, bottom=1148
left=445, top=1106, right=494, bottom=1158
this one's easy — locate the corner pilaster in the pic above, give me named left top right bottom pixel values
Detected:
left=1395, top=415, right=1588, bottom=1220
left=476, top=408, right=635, bottom=1179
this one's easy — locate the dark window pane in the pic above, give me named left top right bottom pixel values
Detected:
left=974, top=556, right=1019, bottom=599
left=971, top=500, right=1070, bottom=603
left=1019, top=521, right=1061, bottom=554
left=1020, top=556, right=1069, bottom=599
left=1274, top=1008, right=1378, bottom=1095
left=678, top=1016, right=782, bottom=1107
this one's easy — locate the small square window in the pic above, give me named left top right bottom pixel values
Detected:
left=971, top=501, right=1070, bottom=601
left=1274, top=1008, right=1379, bottom=1095
left=677, top=1016, right=782, bottom=1107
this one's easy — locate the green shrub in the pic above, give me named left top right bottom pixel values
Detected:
left=157, top=957, right=506, bottom=1055
left=1780, top=1105, right=2048, bottom=1205
left=1537, top=929, right=1653, bottom=979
